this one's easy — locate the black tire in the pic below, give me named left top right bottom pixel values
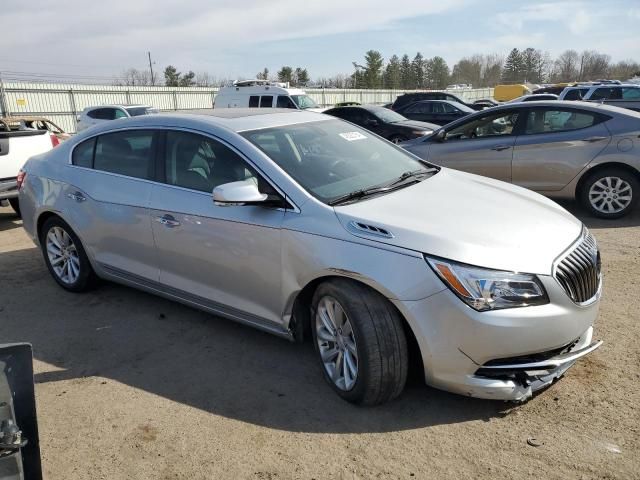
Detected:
left=579, top=168, right=639, bottom=219
left=8, top=198, right=21, bottom=217
left=40, top=216, right=97, bottom=292
left=389, top=135, right=408, bottom=144
left=311, top=279, right=408, bottom=406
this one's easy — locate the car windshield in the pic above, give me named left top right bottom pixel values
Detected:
left=370, top=108, right=408, bottom=123
left=125, top=107, right=157, bottom=117
left=290, top=95, right=318, bottom=109
left=242, top=119, right=433, bottom=204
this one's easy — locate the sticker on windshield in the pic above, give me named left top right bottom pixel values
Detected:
left=339, top=131, right=367, bottom=141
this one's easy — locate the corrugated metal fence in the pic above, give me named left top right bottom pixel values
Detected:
left=0, top=81, right=493, bottom=133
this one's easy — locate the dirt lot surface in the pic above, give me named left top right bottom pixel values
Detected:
left=0, top=202, right=638, bottom=479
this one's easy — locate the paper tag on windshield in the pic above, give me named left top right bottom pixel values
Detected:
left=339, top=132, right=367, bottom=141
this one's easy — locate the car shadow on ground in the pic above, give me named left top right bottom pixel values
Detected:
left=0, top=209, right=22, bottom=232
left=0, top=202, right=637, bottom=434
left=0, top=243, right=514, bottom=434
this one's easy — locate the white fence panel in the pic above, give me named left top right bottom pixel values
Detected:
left=0, top=81, right=495, bottom=133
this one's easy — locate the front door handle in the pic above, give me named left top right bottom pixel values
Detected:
left=155, top=214, right=181, bottom=228
left=583, top=136, right=607, bottom=142
left=67, top=191, right=86, bottom=202
left=490, top=145, right=511, bottom=151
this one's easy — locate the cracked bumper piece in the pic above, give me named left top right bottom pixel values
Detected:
left=393, top=278, right=601, bottom=401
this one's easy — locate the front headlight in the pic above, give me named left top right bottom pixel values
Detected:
left=412, top=130, right=432, bottom=136
left=425, top=256, right=549, bottom=311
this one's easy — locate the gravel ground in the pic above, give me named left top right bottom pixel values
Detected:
left=0, top=202, right=638, bottom=480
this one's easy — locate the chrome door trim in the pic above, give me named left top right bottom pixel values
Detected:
left=99, top=263, right=293, bottom=340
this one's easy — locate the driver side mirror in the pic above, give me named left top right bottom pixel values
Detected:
left=365, top=119, right=379, bottom=127
left=434, top=129, right=447, bottom=142
left=213, top=180, right=268, bottom=206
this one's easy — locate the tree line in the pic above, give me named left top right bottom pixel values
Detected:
left=115, top=48, right=639, bottom=89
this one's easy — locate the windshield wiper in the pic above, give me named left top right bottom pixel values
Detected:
left=328, top=168, right=438, bottom=206
left=385, top=168, right=438, bottom=188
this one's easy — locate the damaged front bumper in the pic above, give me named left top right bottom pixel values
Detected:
left=471, top=332, right=602, bottom=402
left=454, top=326, right=602, bottom=402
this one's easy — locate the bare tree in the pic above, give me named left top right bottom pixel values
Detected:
left=117, top=68, right=152, bottom=86
left=552, top=50, right=580, bottom=82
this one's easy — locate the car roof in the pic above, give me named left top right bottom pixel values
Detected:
left=459, top=100, right=640, bottom=119
left=77, top=108, right=331, bottom=136
left=84, top=104, right=151, bottom=110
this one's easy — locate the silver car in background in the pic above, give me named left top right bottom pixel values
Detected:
left=402, top=101, right=640, bottom=218
left=19, top=110, right=602, bottom=405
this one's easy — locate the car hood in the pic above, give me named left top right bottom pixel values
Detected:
left=393, top=119, right=439, bottom=131
left=333, top=168, right=582, bottom=275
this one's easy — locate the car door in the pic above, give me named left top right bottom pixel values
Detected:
left=148, top=129, right=286, bottom=328
left=66, top=129, right=159, bottom=280
left=512, top=107, right=612, bottom=191
left=426, top=108, right=522, bottom=183
left=402, top=102, right=432, bottom=122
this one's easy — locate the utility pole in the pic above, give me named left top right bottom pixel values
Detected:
left=148, top=52, right=155, bottom=86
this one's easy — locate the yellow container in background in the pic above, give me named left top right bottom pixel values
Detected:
left=494, top=84, right=531, bottom=101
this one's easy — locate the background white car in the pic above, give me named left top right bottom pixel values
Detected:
left=76, top=104, right=158, bottom=132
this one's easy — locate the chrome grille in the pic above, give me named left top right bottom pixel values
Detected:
left=554, top=230, right=601, bottom=304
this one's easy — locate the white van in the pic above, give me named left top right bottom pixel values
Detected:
left=214, top=80, right=322, bottom=111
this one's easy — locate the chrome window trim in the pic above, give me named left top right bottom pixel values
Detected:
left=66, top=125, right=301, bottom=214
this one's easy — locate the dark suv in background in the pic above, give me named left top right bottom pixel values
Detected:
left=391, top=92, right=484, bottom=112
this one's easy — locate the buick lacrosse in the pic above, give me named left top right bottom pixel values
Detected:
left=19, top=109, right=602, bottom=405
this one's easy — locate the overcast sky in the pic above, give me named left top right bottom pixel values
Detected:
left=1, top=0, right=638, bottom=83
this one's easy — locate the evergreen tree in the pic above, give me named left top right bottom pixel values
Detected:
left=428, top=56, right=450, bottom=89
left=400, top=54, right=413, bottom=89
left=412, top=53, right=425, bottom=89
left=502, top=48, right=524, bottom=83
left=294, top=68, right=310, bottom=87
left=164, top=65, right=181, bottom=87
left=277, top=66, right=294, bottom=84
left=363, top=50, right=384, bottom=88
left=384, top=55, right=402, bottom=89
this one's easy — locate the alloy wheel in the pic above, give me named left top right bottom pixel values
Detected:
left=46, top=226, right=80, bottom=285
left=588, top=176, right=633, bottom=214
left=315, top=295, right=358, bottom=391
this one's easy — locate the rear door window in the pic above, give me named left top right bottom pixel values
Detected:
left=93, top=130, right=154, bottom=180
left=249, top=96, right=260, bottom=108
left=591, top=87, right=622, bottom=100
left=260, top=96, right=274, bottom=108
left=563, top=89, right=587, bottom=100
left=406, top=103, right=431, bottom=114
left=523, top=108, right=604, bottom=134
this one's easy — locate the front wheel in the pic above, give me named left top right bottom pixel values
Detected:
left=8, top=198, right=21, bottom=217
left=311, top=279, right=408, bottom=406
left=580, top=168, right=638, bottom=219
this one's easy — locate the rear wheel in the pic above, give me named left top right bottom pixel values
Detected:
left=8, top=198, right=20, bottom=217
left=580, top=168, right=638, bottom=219
left=40, top=216, right=97, bottom=292
left=311, top=279, right=408, bottom=406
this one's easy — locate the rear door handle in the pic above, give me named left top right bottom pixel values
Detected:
left=155, top=214, right=181, bottom=228
left=490, top=145, right=511, bottom=151
left=67, top=191, right=86, bottom=202
left=583, top=136, right=607, bottom=142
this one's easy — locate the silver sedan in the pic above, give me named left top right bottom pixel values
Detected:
left=19, top=109, right=602, bottom=405
left=402, top=101, right=640, bottom=218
